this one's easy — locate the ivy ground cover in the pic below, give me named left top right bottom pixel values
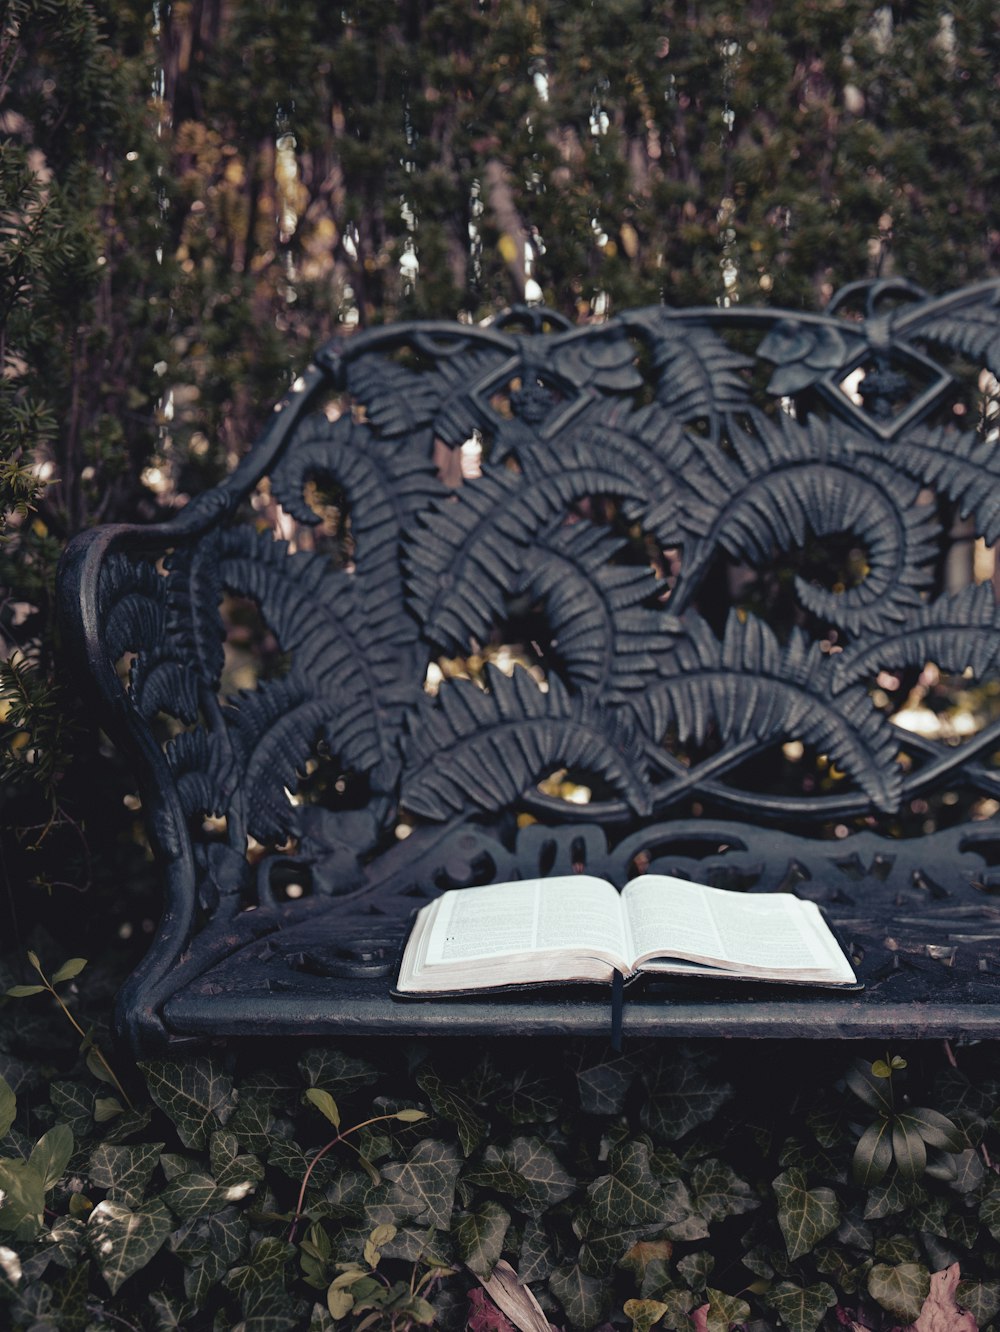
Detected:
left=2, top=956, right=1000, bottom=1332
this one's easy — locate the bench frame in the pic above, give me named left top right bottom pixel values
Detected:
left=58, top=280, right=1000, bottom=1052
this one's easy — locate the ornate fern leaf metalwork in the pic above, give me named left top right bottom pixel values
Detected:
left=631, top=314, right=753, bottom=438
left=640, top=611, right=903, bottom=811
left=832, top=583, right=1000, bottom=688
left=405, top=442, right=658, bottom=653
left=164, top=728, right=238, bottom=822
left=401, top=664, right=652, bottom=820
left=865, top=424, right=1000, bottom=545
left=222, top=674, right=370, bottom=843
left=218, top=527, right=414, bottom=789
left=514, top=523, right=677, bottom=696
left=908, top=288, right=1000, bottom=378
left=270, top=412, right=446, bottom=564
left=510, top=395, right=692, bottom=487
left=100, top=555, right=165, bottom=663
left=346, top=354, right=442, bottom=437
left=660, top=412, right=940, bottom=633
left=125, top=534, right=226, bottom=722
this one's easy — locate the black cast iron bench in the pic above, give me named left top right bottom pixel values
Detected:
left=58, top=278, right=1000, bottom=1054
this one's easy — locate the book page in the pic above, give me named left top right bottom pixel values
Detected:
left=422, top=875, right=628, bottom=967
left=623, top=875, right=841, bottom=975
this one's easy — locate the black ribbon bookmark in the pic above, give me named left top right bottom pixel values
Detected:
left=611, top=969, right=624, bottom=1052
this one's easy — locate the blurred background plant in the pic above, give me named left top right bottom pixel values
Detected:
left=2, top=0, right=999, bottom=951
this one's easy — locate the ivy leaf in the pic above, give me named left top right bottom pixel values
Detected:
left=576, top=1211, right=652, bottom=1277
left=239, top=1285, right=307, bottom=1331
left=50, top=1081, right=94, bottom=1139
left=624, top=1297, right=669, bottom=1332
left=864, top=1174, right=923, bottom=1220
left=461, top=1153, right=530, bottom=1201
left=29, top=1124, right=73, bottom=1190
left=298, top=1048, right=378, bottom=1096
left=659, top=1289, right=697, bottom=1329
left=505, top=1136, right=575, bottom=1216
left=689, top=1158, right=759, bottom=1223
left=415, top=1066, right=486, bottom=1156
left=661, top=1179, right=711, bottom=1242
left=677, top=1250, right=714, bottom=1289
left=229, top=1095, right=275, bottom=1156
left=454, top=1201, right=510, bottom=1278
left=588, top=1141, right=665, bottom=1230
left=980, top=1180, right=1000, bottom=1242
left=223, top=1236, right=295, bottom=1293
left=576, top=1054, right=638, bottom=1116
left=956, top=1278, right=1000, bottom=1326
left=619, top=1239, right=674, bottom=1283
left=149, top=1289, right=195, bottom=1331
left=492, top=1069, right=561, bottom=1125
left=89, top=1142, right=165, bottom=1208
left=140, top=1058, right=234, bottom=1149
left=773, top=1169, right=840, bottom=1262
left=87, top=1198, right=173, bottom=1294
left=0, top=1076, right=15, bottom=1138
left=169, top=1204, right=249, bottom=1271
left=641, top=1058, right=733, bottom=1141
left=867, top=1262, right=931, bottom=1322
left=549, top=1263, right=611, bottom=1330
left=852, top=1119, right=893, bottom=1187
left=703, top=1289, right=750, bottom=1332
left=947, top=1148, right=984, bottom=1195
left=518, top=1216, right=554, bottom=1287
left=382, top=1139, right=462, bottom=1231
left=765, top=1281, right=837, bottom=1332
left=161, top=1170, right=231, bottom=1219
left=209, top=1130, right=264, bottom=1190
left=705, top=1288, right=751, bottom=1332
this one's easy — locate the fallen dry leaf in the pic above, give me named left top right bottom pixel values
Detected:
left=908, top=1265, right=977, bottom=1332
left=471, top=1259, right=554, bottom=1332
left=468, top=1286, right=519, bottom=1332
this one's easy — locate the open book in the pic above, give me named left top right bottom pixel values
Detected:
left=395, top=873, right=859, bottom=995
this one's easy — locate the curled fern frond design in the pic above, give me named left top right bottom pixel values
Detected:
left=223, top=674, right=384, bottom=843
left=100, top=555, right=165, bottom=664
left=832, top=583, right=1000, bottom=689
left=401, top=664, right=651, bottom=820
left=640, top=611, right=902, bottom=811
left=405, top=443, right=658, bottom=653
left=165, top=728, right=238, bottom=822
left=514, top=523, right=678, bottom=696
left=269, top=412, right=446, bottom=587
left=661, top=413, right=940, bottom=633
left=218, top=527, right=414, bottom=786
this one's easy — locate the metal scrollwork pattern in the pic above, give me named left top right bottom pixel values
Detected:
left=62, top=280, right=1000, bottom=1046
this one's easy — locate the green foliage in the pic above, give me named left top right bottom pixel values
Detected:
left=0, top=1009, right=999, bottom=1331
left=848, top=1054, right=965, bottom=1186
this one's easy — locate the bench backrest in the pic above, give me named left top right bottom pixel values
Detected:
left=60, top=279, right=1000, bottom=992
